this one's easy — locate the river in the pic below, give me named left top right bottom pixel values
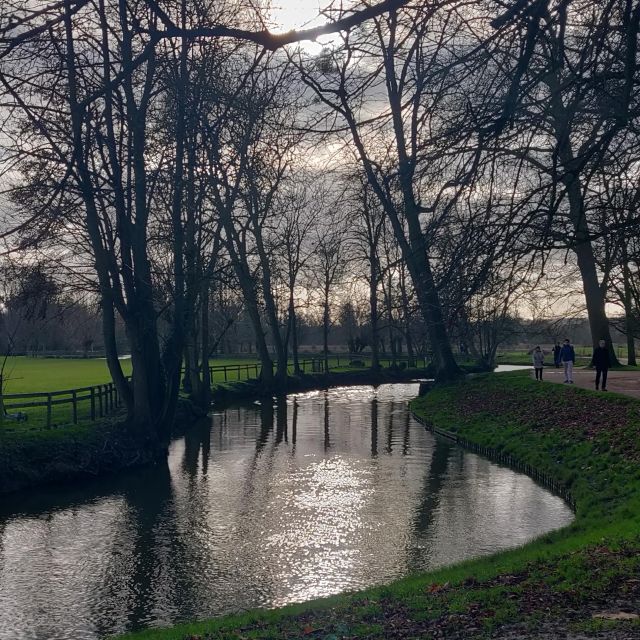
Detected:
left=0, top=381, right=573, bottom=640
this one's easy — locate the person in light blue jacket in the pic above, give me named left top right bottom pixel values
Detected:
left=558, top=338, right=575, bottom=383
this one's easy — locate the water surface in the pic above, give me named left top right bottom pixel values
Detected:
left=0, top=383, right=573, bottom=640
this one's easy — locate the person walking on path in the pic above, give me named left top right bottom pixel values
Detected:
left=559, top=338, right=575, bottom=383
left=529, top=346, right=545, bottom=380
left=593, top=339, right=611, bottom=391
left=553, top=342, right=561, bottom=368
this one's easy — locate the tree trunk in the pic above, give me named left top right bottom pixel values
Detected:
left=399, top=265, right=415, bottom=367
left=288, top=292, right=301, bottom=375
left=563, top=178, right=620, bottom=365
left=386, top=274, right=397, bottom=367
left=102, top=296, right=133, bottom=412
left=200, top=283, right=212, bottom=406
left=369, top=257, right=380, bottom=371
left=623, top=257, right=637, bottom=366
left=250, top=206, right=288, bottom=386
left=323, top=285, right=330, bottom=373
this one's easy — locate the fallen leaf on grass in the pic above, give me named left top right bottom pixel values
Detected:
left=427, top=581, right=450, bottom=593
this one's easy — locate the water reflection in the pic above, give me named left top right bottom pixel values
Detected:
left=0, top=383, right=574, bottom=640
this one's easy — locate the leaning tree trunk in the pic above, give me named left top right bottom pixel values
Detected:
left=563, top=175, right=620, bottom=366
left=219, top=222, right=274, bottom=385
left=402, top=239, right=461, bottom=379
left=340, top=102, right=461, bottom=381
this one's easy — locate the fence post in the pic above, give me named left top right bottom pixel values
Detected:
left=109, top=383, right=114, bottom=412
left=90, top=387, right=95, bottom=420
left=98, top=385, right=103, bottom=417
left=46, top=393, right=52, bottom=429
left=224, top=366, right=228, bottom=382
left=72, top=390, right=78, bottom=424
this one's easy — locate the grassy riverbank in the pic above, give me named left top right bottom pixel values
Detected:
left=115, top=371, right=640, bottom=639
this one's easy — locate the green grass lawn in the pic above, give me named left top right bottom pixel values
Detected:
left=112, top=371, right=640, bottom=640
left=1, top=356, right=131, bottom=394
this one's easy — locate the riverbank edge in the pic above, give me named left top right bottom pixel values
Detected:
left=0, top=367, right=436, bottom=495
left=113, top=370, right=640, bottom=640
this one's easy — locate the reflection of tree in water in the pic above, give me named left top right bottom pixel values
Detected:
left=371, top=397, right=378, bottom=457
left=402, top=409, right=411, bottom=456
left=406, top=437, right=454, bottom=569
left=386, top=400, right=396, bottom=454
left=182, top=418, right=211, bottom=478
left=290, top=397, right=298, bottom=452
left=255, top=399, right=275, bottom=455
left=324, top=392, right=331, bottom=451
left=275, top=396, right=287, bottom=445
left=113, top=463, right=177, bottom=631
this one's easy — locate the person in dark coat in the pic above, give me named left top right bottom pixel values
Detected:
left=593, top=339, right=611, bottom=391
left=553, top=342, right=561, bottom=368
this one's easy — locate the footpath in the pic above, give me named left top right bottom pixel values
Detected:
left=542, top=366, right=640, bottom=399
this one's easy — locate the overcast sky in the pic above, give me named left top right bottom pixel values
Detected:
left=270, top=0, right=324, bottom=32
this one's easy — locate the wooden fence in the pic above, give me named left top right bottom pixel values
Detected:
left=3, top=381, right=127, bottom=429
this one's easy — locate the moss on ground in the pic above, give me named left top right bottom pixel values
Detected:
left=113, top=371, right=640, bottom=639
